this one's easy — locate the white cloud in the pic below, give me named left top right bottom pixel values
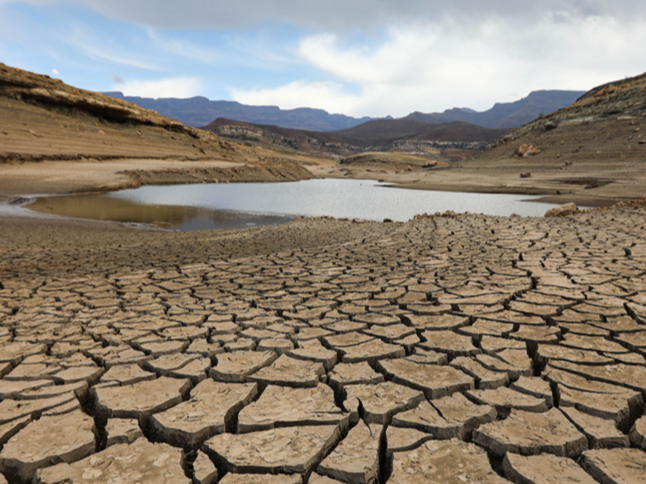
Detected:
left=51, top=68, right=59, bottom=75
left=115, top=77, right=203, bottom=98
left=232, top=16, right=646, bottom=117
left=231, top=81, right=362, bottom=114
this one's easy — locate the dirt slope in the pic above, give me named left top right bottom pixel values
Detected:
left=429, top=72, right=646, bottom=204
left=0, top=63, right=243, bottom=162
left=0, top=64, right=320, bottom=198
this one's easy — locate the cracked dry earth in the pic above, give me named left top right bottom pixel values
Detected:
left=2, top=207, right=646, bottom=484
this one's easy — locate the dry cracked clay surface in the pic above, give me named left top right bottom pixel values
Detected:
left=1, top=205, right=646, bottom=483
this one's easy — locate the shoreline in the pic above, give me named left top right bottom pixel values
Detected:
left=0, top=158, right=642, bottom=230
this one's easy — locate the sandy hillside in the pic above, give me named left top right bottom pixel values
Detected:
left=0, top=63, right=319, bottom=199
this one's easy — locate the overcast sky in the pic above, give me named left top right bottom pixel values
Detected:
left=1, top=0, right=645, bottom=117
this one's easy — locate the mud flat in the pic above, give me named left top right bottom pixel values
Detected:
left=1, top=194, right=646, bottom=483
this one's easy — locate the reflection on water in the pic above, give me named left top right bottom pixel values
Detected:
left=27, top=195, right=293, bottom=230
left=27, top=178, right=565, bottom=231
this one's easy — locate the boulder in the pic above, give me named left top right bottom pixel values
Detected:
left=545, top=203, right=578, bottom=217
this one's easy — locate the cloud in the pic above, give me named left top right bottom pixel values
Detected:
left=232, top=15, right=646, bottom=117
left=111, top=73, right=124, bottom=84
left=115, top=76, right=203, bottom=98
left=231, top=81, right=362, bottom=114
left=5, top=0, right=646, bottom=117
left=11, top=0, right=646, bottom=31
left=51, top=68, right=59, bottom=75
left=69, top=40, right=158, bottom=70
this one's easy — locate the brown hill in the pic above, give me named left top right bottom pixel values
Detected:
left=0, top=64, right=316, bottom=197
left=0, top=63, right=237, bottom=162
left=203, top=117, right=507, bottom=160
left=411, top=72, right=646, bottom=205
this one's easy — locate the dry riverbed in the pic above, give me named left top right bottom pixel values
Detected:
left=1, top=184, right=646, bottom=482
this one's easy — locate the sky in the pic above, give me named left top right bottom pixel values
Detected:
left=1, top=0, right=645, bottom=118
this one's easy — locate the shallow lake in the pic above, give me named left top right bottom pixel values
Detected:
left=27, top=178, right=565, bottom=230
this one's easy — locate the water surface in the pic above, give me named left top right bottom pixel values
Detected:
left=27, top=179, right=564, bottom=230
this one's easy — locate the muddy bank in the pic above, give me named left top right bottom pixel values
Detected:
left=307, top=162, right=645, bottom=208
left=0, top=158, right=314, bottom=204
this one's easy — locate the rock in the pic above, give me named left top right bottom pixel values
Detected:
left=344, top=382, right=425, bottom=425
left=560, top=406, right=629, bottom=449
left=472, top=408, right=587, bottom=457
left=392, top=393, right=496, bottom=440
left=388, top=439, right=510, bottom=483
left=151, top=380, right=258, bottom=448
left=515, top=144, right=542, bottom=157
left=105, top=418, right=143, bottom=446
left=502, top=452, right=598, bottom=484
left=630, top=416, right=646, bottom=450
left=317, top=421, right=381, bottom=484
left=237, top=384, right=348, bottom=433
left=93, top=376, right=191, bottom=420
left=209, top=351, right=278, bottom=382
left=203, top=426, right=341, bottom=475
left=193, top=451, right=218, bottom=484
left=377, top=359, right=474, bottom=399
left=545, top=203, right=578, bottom=217
left=247, top=354, right=325, bottom=388
left=0, top=410, right=95, bottom=482
left=466, top=387, right=549, bottom=415
left=579, top=448, right=646, bottom=484
left=35, top=438, right=190, bottom=484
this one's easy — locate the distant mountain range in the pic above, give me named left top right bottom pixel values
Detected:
left=104, top=89, right=585, bottom=132
left=404, top=90, right=586, bottom=129
left=103, top=93, right=375, bottom=131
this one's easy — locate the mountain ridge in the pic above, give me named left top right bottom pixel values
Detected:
left=404, top=90, right=586, bottom=129
left=104, top=89, right=584, bottom=132
left=103, top=93, right=376, bottom=131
